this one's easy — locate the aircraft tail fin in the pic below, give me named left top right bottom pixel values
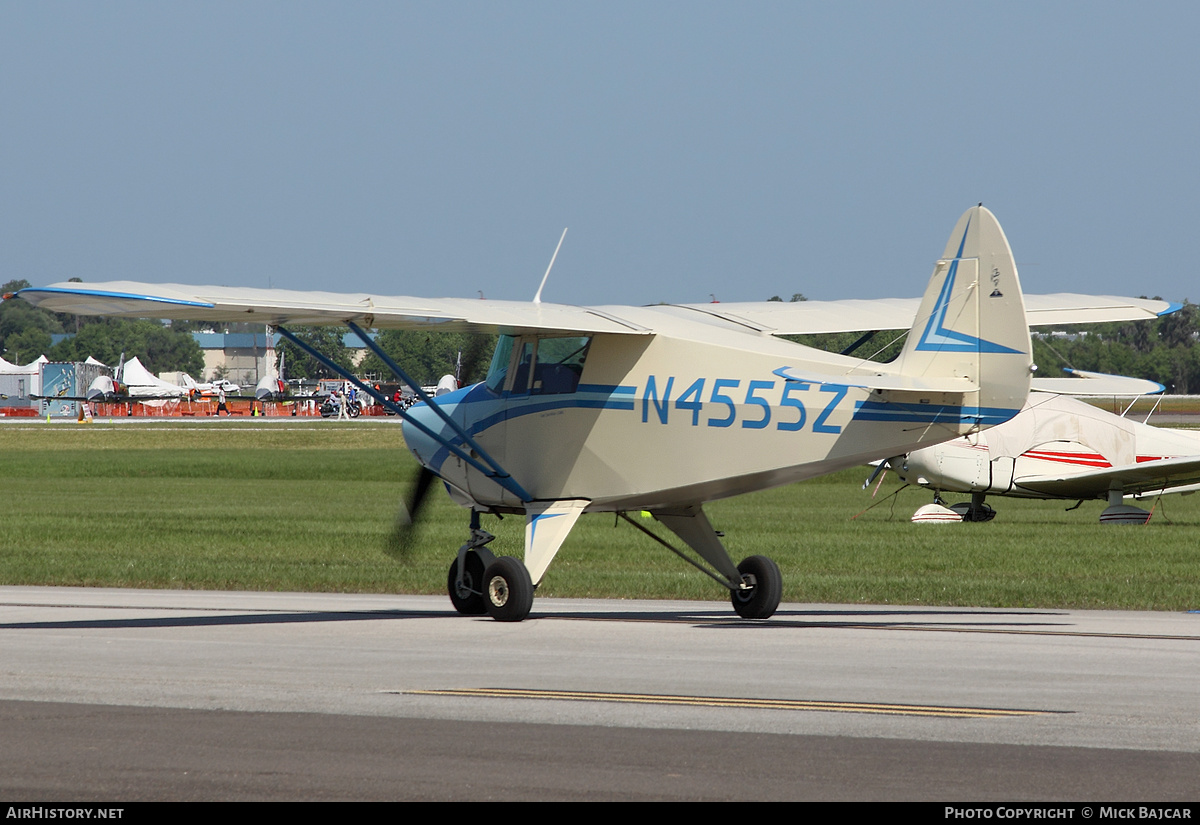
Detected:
left=895, top=205, right=1031, bottom=428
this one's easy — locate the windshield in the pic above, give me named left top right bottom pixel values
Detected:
left=484, top=335, right=515, bottom=393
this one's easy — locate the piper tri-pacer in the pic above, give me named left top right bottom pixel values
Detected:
left=12, top=206, right=1175, bottom=620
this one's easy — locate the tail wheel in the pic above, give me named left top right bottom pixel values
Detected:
left=731, top=555, right=782, bottom=620
left=447, top=553, right=487, bottom=615
left=483, top=556, right=534, bottom=622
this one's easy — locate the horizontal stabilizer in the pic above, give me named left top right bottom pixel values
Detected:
left=1017, top=455, right=1200, bottom=498
left=772, top=366, right=975, bottom=394
left=1031, top=369, right=1165, bottom=397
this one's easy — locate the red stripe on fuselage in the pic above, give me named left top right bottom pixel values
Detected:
left=1021, top=450, right=1111, bottom=468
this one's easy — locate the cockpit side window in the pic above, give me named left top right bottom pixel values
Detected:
left=531, top=336, right=590, bottom=395
left=486, top=334, right=591, bottom=395
left=510, top=340, right=537, bottom=395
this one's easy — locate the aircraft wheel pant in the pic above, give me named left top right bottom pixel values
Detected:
left=731, top=555, right=782, bottom=620
left=483, top=556, right=534, bottom=622
left=447, top=553, right=487, bottom=615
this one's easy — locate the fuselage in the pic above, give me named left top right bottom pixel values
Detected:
left=403, top=321, right=1022, bottom=513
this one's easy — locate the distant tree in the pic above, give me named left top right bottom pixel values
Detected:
left=0, top=279, right=64, bottom=363
left=359, top=330, right=495, bottom=386
left=47, top=317, right=204, bottom=375
left=2, top=327, right=52, bottom=365
left=276, top=326, right=355, bottom=379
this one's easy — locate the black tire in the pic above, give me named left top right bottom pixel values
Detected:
left=447, top=554, right=487, bottom=615
left=482, top=556, right=534, bottom=622
left=730, top=555, right=782, bottom=620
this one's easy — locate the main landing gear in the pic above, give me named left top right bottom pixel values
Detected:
left=730, top=556, right=783, bottom=619
left=912, top=492, right=996, bottom=523
left=622, top=508, right=784, bottom=621
left=446, top=507, right=784, bottom=623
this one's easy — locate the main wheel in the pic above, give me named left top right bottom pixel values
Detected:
left=482, top=556, right=534, bottom=622
left=447, top=553, right=487, bottom=615
left=730, top=555, right=782, bottom=619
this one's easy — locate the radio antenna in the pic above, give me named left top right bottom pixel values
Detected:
left=533, top=228, right=568, bottom=304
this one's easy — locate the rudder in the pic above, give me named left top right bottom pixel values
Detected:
left=897, top=206, right=1031, bottom=428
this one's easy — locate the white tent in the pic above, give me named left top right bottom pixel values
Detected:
left=0, top=355, right=46, bottom=396
left=0, top=354, right=47, bottom=374
left=120, top=357, right=189, bottom=398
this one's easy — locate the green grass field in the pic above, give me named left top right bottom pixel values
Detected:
left=1, top=420, right=1198, bottom=610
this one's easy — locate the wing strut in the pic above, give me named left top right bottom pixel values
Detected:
left=275, top=324, right=531, bottom=503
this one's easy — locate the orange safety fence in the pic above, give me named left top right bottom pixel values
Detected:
left=5, top=399, right=395, bottom=419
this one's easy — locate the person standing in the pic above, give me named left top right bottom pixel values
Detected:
left=217, top=387, right=228, bottom=416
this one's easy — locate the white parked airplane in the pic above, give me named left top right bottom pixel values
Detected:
left=885, top=386, right=1200, bottom=524
left=11, top=206, right=1176, bottom=620
left=34, top=353, right=191, bottom=403
left=255, top=350, right=287, bottom=401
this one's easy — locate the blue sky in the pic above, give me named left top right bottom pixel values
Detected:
left=2, top=2, right=1197, bottom=308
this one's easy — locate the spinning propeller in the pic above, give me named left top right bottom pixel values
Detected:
left=384, top=333, right=494, bottom=558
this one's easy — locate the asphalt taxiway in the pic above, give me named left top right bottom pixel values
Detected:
left=1, top=586, right=1197, bottom=800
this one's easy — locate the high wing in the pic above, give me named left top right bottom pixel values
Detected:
left=14, top=282, right=1177, bottom=338
left=1016, top=456, right=1200, bottom=499
left=13, top=282, right=651, bottom=336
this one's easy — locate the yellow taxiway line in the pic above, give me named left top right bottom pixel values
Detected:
left=407, top=688, right=1063, bottom=718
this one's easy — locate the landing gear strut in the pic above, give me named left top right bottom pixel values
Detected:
left=949, top=493, right=997, bottom=522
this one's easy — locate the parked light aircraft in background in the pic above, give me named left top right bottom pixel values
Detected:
left=882, top=381, right=1200, bottom=524
left=33, top=353, right=191, bottom=403
left=179, top=373, right=240, bottom=395
left=90, top=355, right=190, bottom=402
left=255, top=350, right=287, bottom=401
left=12, top=206, right=1177, bottom=621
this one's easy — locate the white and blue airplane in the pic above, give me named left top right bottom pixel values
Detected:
left=11, top=206, right=1175, bottom=620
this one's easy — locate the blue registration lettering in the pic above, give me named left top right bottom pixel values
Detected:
left=642, top=375, right=674, bottom=424
left=707, top=379, right=739, bottom=428
left=813, top=385, right=846, bottom=434
left=674, top=378, right=706, bottom=426
left=777, top=382, right=808, bottom=431
left=742, top=380, right=774, bottom=429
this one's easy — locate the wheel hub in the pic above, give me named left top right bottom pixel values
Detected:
left=488, top=576, right=510, bottom=607
left=733, top=574, right=757, bottom=603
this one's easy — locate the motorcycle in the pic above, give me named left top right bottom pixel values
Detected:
left=319, top=397, right=361, bottom=418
